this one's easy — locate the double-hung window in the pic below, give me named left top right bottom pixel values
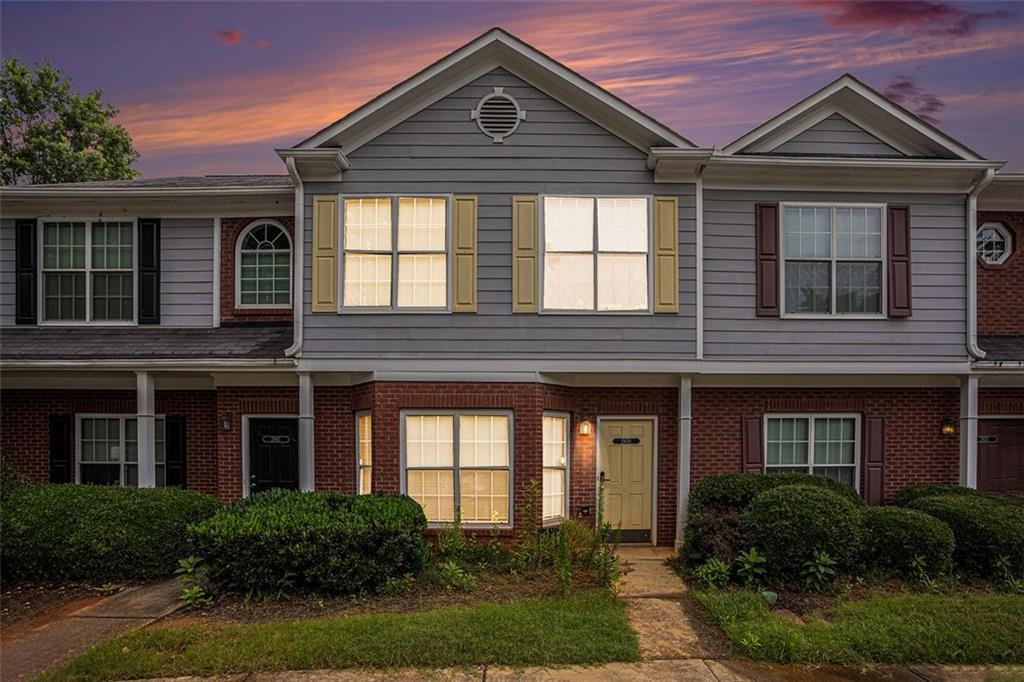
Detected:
left=764, top=414, right=859, bottom=488
left=542, top=414, right=569, bottom=522
left=542, top=196, right=650, bottom=311
left=343, top=197, right=448, bottom=309
left=356, top=412, right=372, bottom=494
left=78, top=415, right=166, bottom=487
left=403, top=412, right=512, bottom=524
left=41, top=219, right=136, bottom=323
left=781, top=204, right=884, bottom=316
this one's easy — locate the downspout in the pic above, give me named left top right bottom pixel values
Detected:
left=284, top=157, right=304, bottom=358
left=966, top=168, right=995, bottom=360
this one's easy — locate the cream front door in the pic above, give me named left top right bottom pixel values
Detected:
left=599, top=419, right=654, bottom=542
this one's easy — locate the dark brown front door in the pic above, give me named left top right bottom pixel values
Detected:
left=249, top=418, right=299, bottom=494
left=978, top=419, right=1024, bottom=493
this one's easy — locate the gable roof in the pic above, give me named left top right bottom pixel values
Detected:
left=723, top=74, right=982, bottom=160
left=294, top=27, right=695, bottom=154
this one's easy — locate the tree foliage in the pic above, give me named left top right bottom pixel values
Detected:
left=1, top=58, right=138, bottom=185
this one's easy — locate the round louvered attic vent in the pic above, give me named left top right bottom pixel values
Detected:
left=471, top=87, right=526, bottom=143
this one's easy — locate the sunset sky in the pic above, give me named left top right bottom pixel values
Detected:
left=2, top=1, right=1022, bottom=177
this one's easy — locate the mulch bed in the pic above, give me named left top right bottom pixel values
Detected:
left=164, top=569, right=601, bottom=626
left=0, top=580, right=126, bottom=629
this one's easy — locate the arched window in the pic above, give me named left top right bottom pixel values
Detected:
left=236, top=221, right=292, bottom=307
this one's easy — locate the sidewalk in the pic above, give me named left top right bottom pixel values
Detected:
left=0, top=578, right=181, bottom=681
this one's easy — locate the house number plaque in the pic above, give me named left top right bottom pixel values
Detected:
left=612, top=438, right=641, bottom=445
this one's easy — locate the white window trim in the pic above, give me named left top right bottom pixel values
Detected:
left=977, top=222, right=1013, bottom=266
left=399, top=409, right=514, bottom=528
left=355, top=410, right=372, bottom=495
left=763, top=413, right=861, bottom=492
left=75, top=413, right=165, bottom=486
left=542, top=411, right=571, bottom=526
left=778, top=202, right=888, bottom=320
left=234, top=219, right=293, bottom=310
left=338, top=194, right=453, bottom=313
left=37, top=217, right=138, bottom=326
left=539, top=194, right=655, bottom=315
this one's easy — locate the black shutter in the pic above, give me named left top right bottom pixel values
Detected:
left=164, top=415, right=187, bottom=488
left=742, top=415, right=764, bottom=473
left=864, top=416, right=886, bottom=505
left=887, top=206, right=912, bottom=318
left=138, top=218, right=161, bottom=324
left=49, top=414, right=72, bottom=483
left=15, top=219, right=37, bottom=324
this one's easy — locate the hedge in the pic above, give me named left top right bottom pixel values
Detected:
left=907, top=494, right=1024, bottom=577
left=860, top=507, right=955, bottom=576
left=1, top=484, right=223, bottom=581
left=892, top=484, right=991, bottom=508
left=742, top=485, right=862, bottom=580
left=188, top=490, right=430, bottom=595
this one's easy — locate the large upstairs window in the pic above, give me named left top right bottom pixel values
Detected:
left=237, top=221, right=292, bottom=307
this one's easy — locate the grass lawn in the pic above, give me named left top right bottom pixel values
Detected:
left=43, top=590, right=639, bottom=681
left=696, top=589, right=1024, bottom=665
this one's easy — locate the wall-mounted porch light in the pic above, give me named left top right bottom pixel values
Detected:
left=578, top=420, right=592, bottom=436
left=940, top=418, right=956, bottom=436
left=220, top=414, right=233, bottom=432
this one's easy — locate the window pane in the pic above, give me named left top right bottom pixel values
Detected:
left=544, top=197, right=594, bottom=251
left=407, top=470, right=455, bottom=522
left=92, top=273, right=134, bottom=320
left=43, top=273, right=86, bottom=321
left=240, top=251, right=290, bottom=306
left=784, top=207, right=831, bottom=258
left=358, top=415, right=373, bottom=466
left=813, top=466, right=855, bottom=486
left=43, top=222, right=85, bottom=270
left=597, top=198, right=647, bottom=252
left=597, top=254, right=647, bottom=311
left=543, top=469, right=565, bottom=520
left=836, top=207, right=882, bottom=259
left=785, top=261, right=830, bottom=313
left=543, top=416, right=567, bottom=467
left=544, top=253, right=593, bottom=310
left=836, top=262, right=882, bottom=314
left=459, top=415, right=509, bottom=467
left=81, top=463, right=121, bottom=485
left=406, top=415, right=454, bottom=467
left=766, top=417, right=809, bottom=466
left=397, top=254, right=446, bottom=307
left=92, top=221, right=134, bottom=270
left=125, top=419, right=138, bottom=462
left=977, top=227, right=1007, bottom=264
left=345, top=198, right=392, bottom=250
left=80, top=418, right=121, bottom=463
left=344, top=254, right=391, bottom=306
left=398, top=197, right=446, bottom=251
left=813, top=417, right=856, bottom=466
left=360, top=467, right=372, bottom=495
left=459, top=470, right=509, bottom=523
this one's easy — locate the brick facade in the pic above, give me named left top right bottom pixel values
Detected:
left=980, top=387, right=1024, bottom=416
left=691, top=387, right=961, bottom=502
left=219, top=217, right=295, bottom=324
left=977, top=211, right=1024, bottom=336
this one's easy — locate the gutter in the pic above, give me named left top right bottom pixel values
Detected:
left=966, top=168, right=996, bottom=360
left=284, top=157, right=304, bottom=358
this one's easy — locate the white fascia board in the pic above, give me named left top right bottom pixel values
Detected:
left=0, top=186, right=292, bottom=198
left=275, top=148, right=349, bottom=182
left=0, top=358, right=297, bottom=370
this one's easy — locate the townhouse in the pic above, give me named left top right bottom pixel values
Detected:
left=1, top=29, right=1021, bottom=546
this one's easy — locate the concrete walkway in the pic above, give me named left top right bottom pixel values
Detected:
left=0, top=578, right=181, bottom=681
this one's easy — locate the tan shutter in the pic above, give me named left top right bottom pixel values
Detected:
left=311, top=195, right=338, bottom=313
left=512, top=196, right=538, bottom=313
left=452, top=196, right=478, bottom=313
left=653, top=196, right=679, bottom=313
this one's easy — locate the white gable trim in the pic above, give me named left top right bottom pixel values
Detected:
left=723, top=75, right=981, bottom=160
left=294, top=28, right=694, bottom=154
left=759, top=106, right=912, bottom=157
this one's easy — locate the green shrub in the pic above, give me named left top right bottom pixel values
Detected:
left=742, top=485, right=862, bottom=581
left=188, top=490, right=430, bottom=595
left=908, top=494, right=1024, bottom=577
left=1, top=484, right=222, bottom=581
left=861, top=507, right=955, bottom=576
left=685, top=473, right=863, bottom=564
left=892, top=484, right=990, bottom=508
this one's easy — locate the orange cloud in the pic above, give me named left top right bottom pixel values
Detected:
left=216, top=29, right=242, bottom=46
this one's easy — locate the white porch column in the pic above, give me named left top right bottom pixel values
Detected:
left=675, top=375, right=693, bottom=549
left=960, top=375, right=979, bottom=488
left=135, top=370, right=156, bottom=488
left=298, top=372, right=316, bottom=491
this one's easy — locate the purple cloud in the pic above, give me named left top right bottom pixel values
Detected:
left=215, top=29, right=243, bottom=46
left=804, top=1, right=1012, bottom=37
left=883, top=76, right=946, bottom=124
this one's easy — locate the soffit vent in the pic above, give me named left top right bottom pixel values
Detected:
left=471, top=87, right=526, bottom=143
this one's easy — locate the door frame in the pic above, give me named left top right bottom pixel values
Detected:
left=241, top=414, right=299, bottom=498
left=595, top=415, right=659, bottom=545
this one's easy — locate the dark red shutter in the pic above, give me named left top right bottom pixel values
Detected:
left=755, top=204, right=779, bottom=317
left=15, top=219, right=37, bottom=324
left=742, top=415, right=764, bottom=473
left=887, top=206, right=911, bottom=318
left=164, top=416, right=187, bottom=488
left=864, top=416, right=885, bottom=505
left=49, top=414, right=72, bottom=483
left=138, top=218, right=161, bottom=324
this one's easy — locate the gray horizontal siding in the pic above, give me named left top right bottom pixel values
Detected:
left=703, top=189, right=967, bottom=360
left=768, top=114, right=903, bottom=157
left=160, top=218, right=214, bottom=327
left=0, top=219, right=15, bottom=326
left=302, top=68, right=697, bottom=360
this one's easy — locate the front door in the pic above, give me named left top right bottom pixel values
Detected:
left=248, top=418, right=299, bottom=494
left=599, top=419, right=654, bottom=543
left=978, top=419, right=1024, bottom=492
